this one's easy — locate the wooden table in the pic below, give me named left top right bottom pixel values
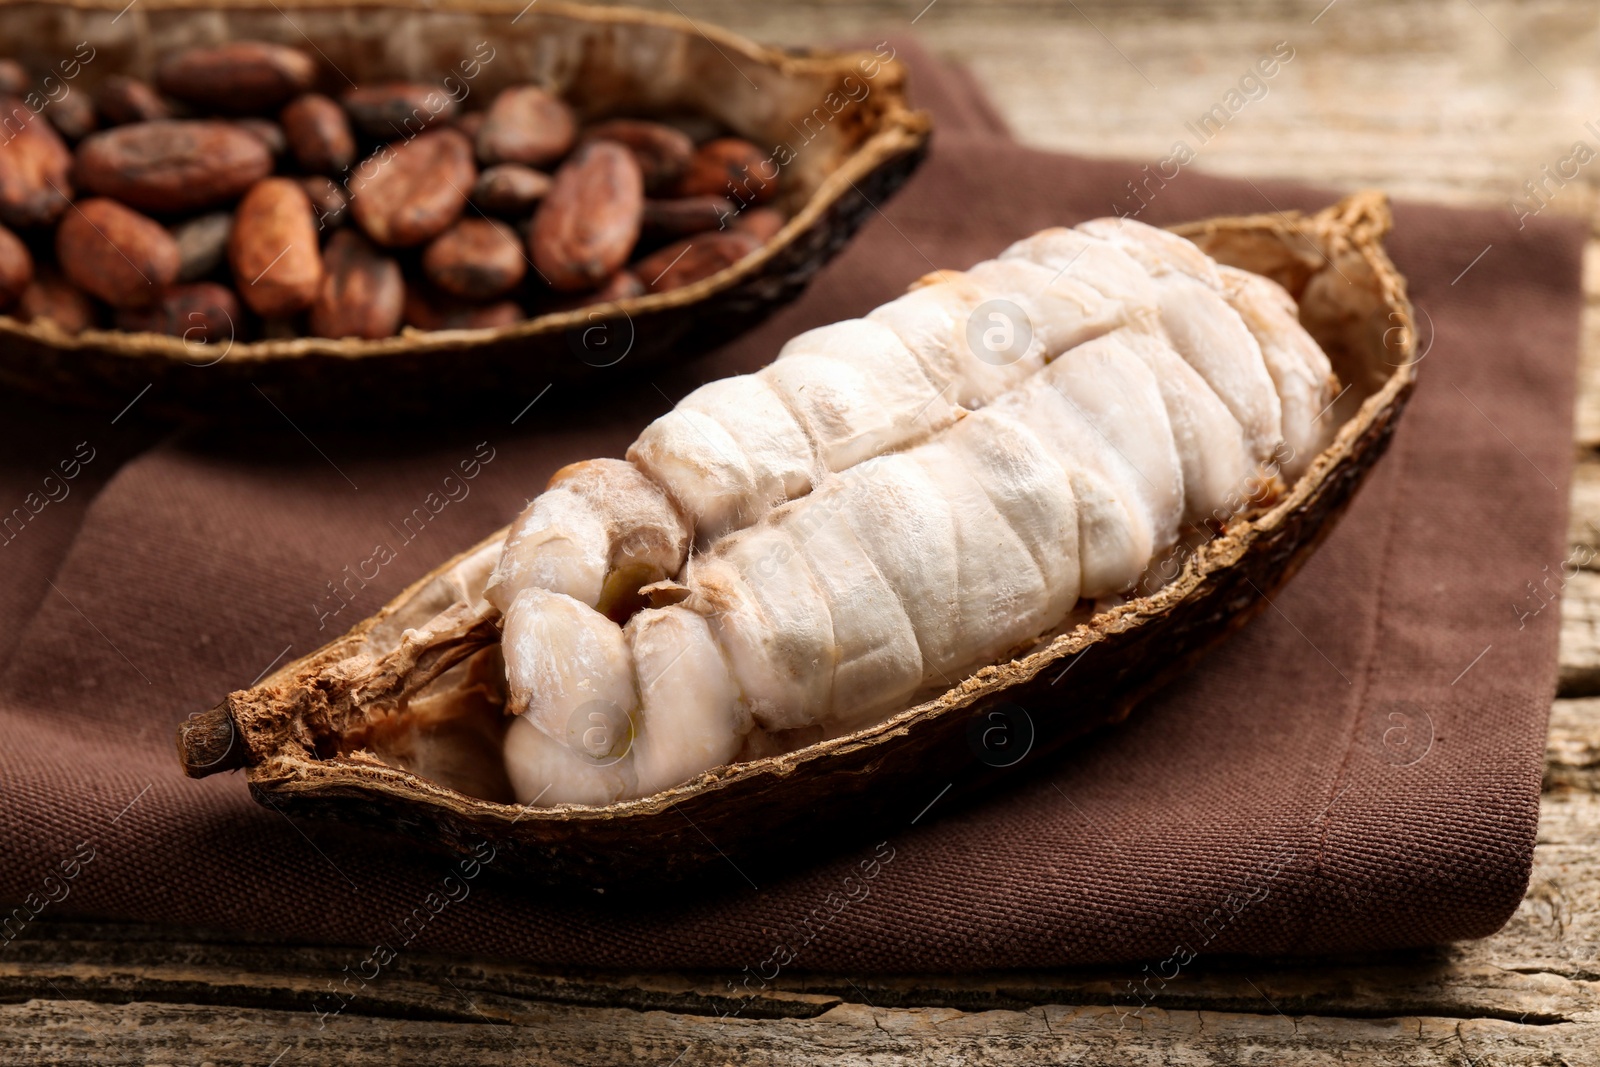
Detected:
left=9, top=2, right=1600, bottom=1061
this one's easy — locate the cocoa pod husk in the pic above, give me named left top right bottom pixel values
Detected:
left=675, top=137, right=776, bottom=205
left=402, top=285, right=523, bottom=331
left=423, top=217, right=526, bottom=300
left=75, top=120, right=273, bottom=214
left=471, top=163, right=550, bottom=217
left=348, top=127, right=474, bottom=247
left=309, top=228, right=403, bottom=340
left=114, top=281, right=238, bottom=345
left=477, top=86, right=576, bottom=169
left=157, top=41, right=316, bottom=114
left=529, top=140, right=642, bottom=292
left=170, top=210, right=233, bottom=282
left=229, top=177, right=323, bottom=317
left=634, top=229, right=759, bottom=294
left=0, top=95, right=73, bottom=227
left=56, top=197, right=179, bottom=308
left=14, top=270, right=96, bottom=333
left=280, top=93, right=355, bottom=176
left=96, top=76, right=172, bottom=126
left=580, top=119, right=693, bottom=194
left=342, top=83, right=458, bottom=140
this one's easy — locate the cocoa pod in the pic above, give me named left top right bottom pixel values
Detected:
left=309, top=228, right=404, bottom=340
left=280, top=93, right=355, bottom=176
left=235, top=118, right=287, bottom=158
left=0, top=95, right=73, bottom=227
left=114, top=281, right=238, bottom=345
left=0, top=59, right=25, bottom=97
left=56, top=197, right=179, bottom=308
left=170, top=211, right=233, bottom=282
left=300, top=175, right=348, bottom=230
left=635, top=229, right=759, bottom=294
left=676, top=137, right=776, bottom=205
left=423, top=217, right=526, bottom=300
left=580, top=119, right=692, bottom=194
left=96, top=76, right=172, bottom=125
left=529, top=141, right=642, bottom=292
left=157, top=42, right=316, bottom=113
left=349, top=127, right=474, bottom=247
left=229, top=178, right=323, bottom=317
left=75, top=120, right=273, bottom=214
left=642, top=195, right=735, bottom=237
left=15, top=271, right=95, bottom=333
left=342, top=83, right=458, bottom=140
left=403, top=285, right=523, bottom=331
left=471, top=163, right=550, bottom=217
left=0, top=221, right=33, bottom=308
left=731, top=206, right=785, bottom=244
left=477, top=86, right=575, bottom=169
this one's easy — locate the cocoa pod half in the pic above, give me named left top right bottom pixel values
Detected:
left=114, top=281, right=238, bottom=345
left=343, top=83, right=458, bottom=140
left=635, top=229, right=759, bottom=294
left=423, top=217, right=526, bottom=300
left=0, top=220, right=32, bottom=308
left=403, top=285, right=523, bottom=331
left=349, top=127, right=474, bottom=247
left=14, top=270, right=95, bottom=334
left=580, top=119, right=693, bottom=194
left=281, top=93, right=355, bottom=176
left=471, top=162, right=550, bottom=217
left=96, top=76, right=172, bottom=126
left=477, top=86, right=575, bottom=169
left=229, top=178, right=323, bottom=317
left=0, top=95, right=73, bottom=227
left=157, top=42, right=316, bottom=113
left=75, top=120, right=273, bottom=214
left=56, top=197, right=179, bottom=308
left=309, top=228, right=404, bottom=340
left=529, top=141, right=642, bottom=292
left=676, top=137, right=776, bottom=205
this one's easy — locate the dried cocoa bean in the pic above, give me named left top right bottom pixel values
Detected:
left=676, top=137, right=776, bottom=205
left=454, top=111, right=485, bottom=141
left=45, top=91, right=96, bottom=142
left=731, top=206, right=785, bottom=244
left=0, top=221, right=32, bottom=308
left=235, top=118, right=287, bottom=157
left=15, top=270, right=95, bottom=333
left=75, top=120, right=273, bottom=214
left=592, top=269, right=645, bottom=302
left=581, top=119, right=692, bottom=194
left=280, top=93, right=354, bottom=176
left=157, top=41, right=316, bottom=113
left=114, top=281, right=238, bottom=344
left=342, top=83, right=458, bottom=140
left=403, top=285, right=523, bottom=331
left=301, top=175, right=348, bottom=230
left=635, top=229, right=759, bottom=294
left=423, top=217, right=526, bottom=300
left=171, top=211, right=233, bottom=282
left=529, top=141, right=642, bottom=292
left=471, top=163, right=550, bottom=217
left=96, top=76, right=172, bottom=125
left=0, top=59, right=25, bottom=97
left=642, top=195, right=734, bottom=237
left=309, top=228, right=404, bottom=340
left=349, top=127, right=474, bottom=247
left=56, top=197, right=179, bottom=308
left=0, top=95, right=73, bottom=227
left=229, top=178, right=322, bottom=317
left=477, top=86, right=575, bottom=169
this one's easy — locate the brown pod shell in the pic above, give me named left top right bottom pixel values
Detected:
left=46, top=91, right=98, bottom=142
left=402, top=285, right=523, bottom=331
left=580, top=119, right=693, bottom=194
left=114, top=281, right=239, bottom=345
left=642, top=195, right=735, bottom=237
left=300, top=175, right=348, bottom=230
left=171, top=211, right=234, bottom=282
left=75, top=120, right=273, bottom=214
left=342, top=83, right=458, bottom=140
left=309, top=229, right=404, bottom=340
left=96, top=75, right=172, bottom=125
left=349, top=127, right=474, bottom=248
left=229, top=177, right=323, bottom=317
left=476, top=86, right=576, bottom=168
left=471, top=163, right=550, bottom=217
left=280, top=93, right=355, bottom=176
left=0, top=221, right=33, bottom=308
left=529, top=140, right=643, bottom=292
left=636, top=229, right=760, bottom=294
left=676, top=136, right=776, bottom=205
left=14, top=270, right=95, bottom=334
left=56, top=197, right=179, bottom=308
left=0, top=95, right=73, bottom=227
left=156, top=41, right=316, bottom=113
left=423, top=217, right=527, bottom=300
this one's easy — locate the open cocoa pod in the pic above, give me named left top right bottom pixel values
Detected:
left=178, top=193, right=1417, bottom=888
left=0, top=0, right=929, bottom=419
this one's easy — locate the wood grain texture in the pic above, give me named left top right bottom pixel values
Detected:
left=8, top=0, right=1600, bottom=1061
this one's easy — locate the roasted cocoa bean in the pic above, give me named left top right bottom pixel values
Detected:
left=454, top=111, right=485, bottom=141
left=581, top=119, right=693, bottom=194
left=46, top=90, right=98, bottom=142
left=170, top=211, right=233, bottom=282
left=15, top=270, right=95, bottom=333
left=592, top=269, right=645, bottom=302
left=731, top=206, right=785, bottom=243
left=56, top=197, right=179, bottom=308
left=471, top=163, right=550, bottom=217
left=235, top=118, right=287, bottom=157
left=309, top=228, right=404, bottom=340
left=0, top=95, right=73, bottom=227
left=403, top=285, right=523, bottom=331
left=349, top=127, right=474, bottom=247
left=635, top=229, right=759, bottom=294
left=477, top=86, right=575, bottom=169
left=529, top=141, right=642, bottom=292
left=676, top=137, right=776, bottom=205
left=75, top=120, right=273, bottom=214
left=342, top=83, right=458, bottom=140
left=96, top=76, right=172, bottom=125
left=0, top=220, right=32, bottom=308
left=280, top=93, right=355, bottom=176
left=300, top=175, right=348, bottom=229
left=229, top=177, right=323, bottom=317
left=423, top=217, right=526, bottom=300
left=157, top=42, right=316, bottom=113
left=642, top=195, right=735, bottom=237
left=0, top=59, right=25, bottom=97
left=114, top=281, right=238, bottom=344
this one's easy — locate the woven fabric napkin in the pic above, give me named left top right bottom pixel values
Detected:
left=0, top=41, right=1581, bottom=972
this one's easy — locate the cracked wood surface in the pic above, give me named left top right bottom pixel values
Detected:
left=7, top=1, right=1600, bottom=1062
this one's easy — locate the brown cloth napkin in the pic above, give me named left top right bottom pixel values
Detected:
left=0, top=41, right=1581, bottom=973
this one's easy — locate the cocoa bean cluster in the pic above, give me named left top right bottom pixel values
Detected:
left=0, top=43, right=787, bottom=344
